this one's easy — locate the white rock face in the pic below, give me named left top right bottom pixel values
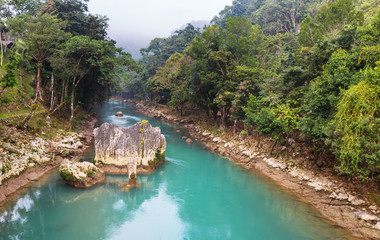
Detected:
left=93, top=122, right=166, bottom=168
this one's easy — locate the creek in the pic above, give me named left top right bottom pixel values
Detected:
left=0, top=100, right=355, bottom=240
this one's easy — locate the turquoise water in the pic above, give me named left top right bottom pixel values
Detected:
left=0, top=101, right=355, bottom=240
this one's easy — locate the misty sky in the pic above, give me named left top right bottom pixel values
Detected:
left=88, top=0, right=233, bottom=58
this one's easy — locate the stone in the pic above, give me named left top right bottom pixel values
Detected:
left=58, top=159, right=105, bottom=188
left=336, top=193, right=349, bottom=201
left=358, top=212, right=379, bottom=222
left=369, top=205, right=378, bottom=211
left=307, top=178, right=332, bottom=191
left=264, top=157, right=286, bottom=170
left=373, top=222, right=380, bottom=230
left=186, top=138, right=193, bottom=143
left=46, top=116, right=52, bottom=128
left=213, top=137, right=222, bottom=143
left=329, top=192, right=338, bottom=199
left=351, top=199, right=365, bottom=206
left=93, top=121, right=166, bottom=175
left=224, top=142, right=232, bottom=148
left=202, top=131, right=211, bottom=137
left=115, top=111, right=123, bottom=116
left=348, top=195, right=355, bottom=202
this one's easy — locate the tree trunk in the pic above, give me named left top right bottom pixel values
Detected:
left=270, top=141, right=277, bottom=155
left=35, top=63, right=41, bottom=101
left=233, top=119, right=237, bottom=135
left=69, top=85, right=75, bottom=131
left=180, top=104, right=184, bottom=116
left=1, top=31, right=3, bottom=66
left=23, top=96, right=37, bottom=130
left=49, top=71, right=54, bottom=111
left=64, top=80, right=68, bottom=104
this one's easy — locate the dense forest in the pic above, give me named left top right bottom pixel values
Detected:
left=122, top=0, right=380, bottom=182
left=0, top=0, right=138, bottom=130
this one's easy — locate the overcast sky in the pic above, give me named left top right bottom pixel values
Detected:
left=88, top=0, right=233, bottom=58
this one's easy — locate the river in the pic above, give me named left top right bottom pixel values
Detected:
left=0, top=100, right=355, bottom=240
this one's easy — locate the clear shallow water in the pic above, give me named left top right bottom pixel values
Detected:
left=0, top=100, right=355, bottom=240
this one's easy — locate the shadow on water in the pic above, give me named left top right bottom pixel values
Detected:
left=0, top=100, right=357, bottom=240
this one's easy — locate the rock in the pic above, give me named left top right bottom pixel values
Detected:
left=373, top=222, right=380, bottom=230
left=46, top=116, right=52, bottom=128
left=369, top=205, right=378, bottom=211
left=224, top=142, right=232, bottom=148
left=348, top=195, right=355, bottom=202
left=54, top=131, right=83, bottom=150
left=202, top=131, right=211, bottom=137
left=336, top=193, right=349, bottom=201
left=186, top=138, right=193, bottom=143
left=358, top=212, right=379, bottom=222
left=213, top=137, right=222, bottom=143
left=115, top=111, right=123, bottom=116
left=58, top=159, right=105, bottom=188
left=351, top=199, right=366, bottom=206
left=264, top=157, right=286, bottom=170
left=329, top=192, right=338, bottom=199
left=182, top=136, right=187, bottom=139
left=93, top=121, right=166, bottom=174
left=307, top=178, right=332, bottom=191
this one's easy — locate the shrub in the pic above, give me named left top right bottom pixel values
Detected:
left=329, top=66, right=380, bottom=180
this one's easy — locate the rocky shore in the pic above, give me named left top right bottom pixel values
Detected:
left=0, top=118, right=97, bottom=204
left=130, top=100, right=380, bottom=240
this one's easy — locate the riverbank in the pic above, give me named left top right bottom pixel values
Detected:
left=127, top=99, right=380, bottom=240
left=0, top=117, right=97, bottom=205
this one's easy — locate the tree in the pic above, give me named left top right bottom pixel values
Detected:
left=7, top=13, right=70, bottom=102
left=298, top=0, right=363, bottom=47
left=253, top=0, right=313, bottom=35
left=41, top=0, right=109, bottom=41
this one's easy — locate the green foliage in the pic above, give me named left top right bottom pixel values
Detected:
left=0, top=54, right=19, bottom=93
left=154, top=149, right=165, bottom=164
left=300, top=48, right=357, bottom=140
left=243, top=95, right=284, bottom=139
left=7, top=13, right=71, bottom=63
left=329, top=66, right=380, bottom=180
left=1, top=159, right=11, bottom=174
left=59, top=169, right=76, bottom=182
left=299, top=0, right=363, bottom=47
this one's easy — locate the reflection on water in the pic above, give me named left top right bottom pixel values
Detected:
left=0, top=101, right=356, bottom=240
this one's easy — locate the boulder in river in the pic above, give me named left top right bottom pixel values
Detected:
left=58, top=159, right=105, bottom=188
left=115, top=111, right=123, bottom=116
left=93, top=121, right=166, bottom=178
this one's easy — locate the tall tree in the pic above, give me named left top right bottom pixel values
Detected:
left=7, top=13, right=70, bottom=101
